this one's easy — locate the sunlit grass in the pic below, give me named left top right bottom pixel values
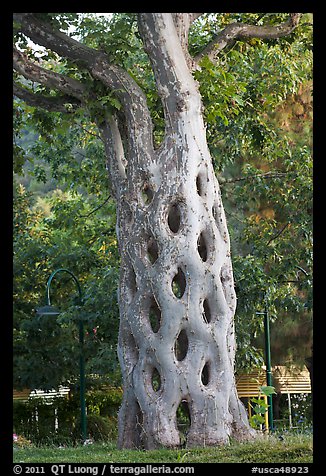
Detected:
left=13, top=433, right=312, bottom=464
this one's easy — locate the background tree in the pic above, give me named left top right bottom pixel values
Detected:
left=13, top=181, right=120, bottom=390
left=13, top=12, right=311, bottom=448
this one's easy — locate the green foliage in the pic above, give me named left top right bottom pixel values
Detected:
left=86, top=386, right=123, bottom=416
left=249, top=386, right=276, bottom=429
left=33, top=13, right=79, bottom=31
left=194, top=20, right=313, bottom=371
left=76, top=13, right=138, bottom=65
left=260, top=386, right=276, bottom=397
left=196, top=28, right=312, bottom=170
left=75, top=415, right=118, bottom=442
left=275, top=393, right=313, bottom=430
left=13, top=182, right=120, bottom=389
left=14, top=105, right=109, bottom=195
left=13, top=385, right=122, bottom=445
left=195, top=55, right=248, bottom=127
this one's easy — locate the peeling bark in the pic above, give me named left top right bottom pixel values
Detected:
left=13, top=11, right=302, bottom=449
left=13, top=47, right=86, bottom=100
left=193, top=13, right=301, bottom=65
left=115, top=13, right=256, bottom=448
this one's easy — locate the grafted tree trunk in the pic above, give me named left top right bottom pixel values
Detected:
left=14, top=11, right=301, bottom=450
left=114, top=13, right=255, bottom=449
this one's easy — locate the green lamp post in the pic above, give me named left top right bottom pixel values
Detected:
left=36, top=268, right=87, bottom=442
left=256, top=301, right=274, bottom=432
left=255, top=265, right=310, bottom=432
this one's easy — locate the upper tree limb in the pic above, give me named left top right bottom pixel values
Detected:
left=13, top=47, right=86, bottom=100
left=193, top=13, right=301, bottom=65
left=13, top=13, right=154, bottom=169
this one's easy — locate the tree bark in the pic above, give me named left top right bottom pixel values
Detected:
left=193, top=13, right=301, bottom=64
left=115, top=13, right=255, bottom=448
left=13, top=12, right=303, bottom=449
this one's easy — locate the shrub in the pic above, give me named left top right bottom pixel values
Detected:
left=13, top=385, right=122, bottom=444
left=73, top=414, right=118, bottom=442
left=13, top=434, right=32, bottom=448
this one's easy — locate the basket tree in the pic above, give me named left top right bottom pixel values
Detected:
left=13, top=13, right=301, bottom=448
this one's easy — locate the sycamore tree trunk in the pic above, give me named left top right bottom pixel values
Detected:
left=102, top=14, right=256, bottom=449
left=15, top=12, right=301, bottom=450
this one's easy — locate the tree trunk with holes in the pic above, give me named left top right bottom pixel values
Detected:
left=113, top=14, right=256, bottom=449
left=13, top=11, right=268, bottom=450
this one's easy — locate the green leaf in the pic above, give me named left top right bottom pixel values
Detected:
left=260, top=385, right=276, bottom=397
left=253, top=404, right=268, bottom=414
left=233, top=95, right=245, bottom=107
left=108, top=97, right=122, bottom=110
left=250, top=414, right=266, bottom=426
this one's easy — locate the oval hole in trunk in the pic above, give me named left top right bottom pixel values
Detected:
left=172, top=267, right=186, bottom=298
left=168, top=202, right=181, bottom=233
left=174, top=329, right=189, bottom=361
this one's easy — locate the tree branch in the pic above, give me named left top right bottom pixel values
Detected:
left=194, top=13, right=302, bottom=64
left=14, top=13, right=154, bottom=158
left=171, top=13, right=203, bottom=67
left=13, top=13, right=145, bottom=106
left=13, top=47, right=86, bottom=100
left=189, top=13, right=203, bottom=24
left=267, top=222, right=290, bottom=245
left=219, top=171, right=298, bottom=186
left=170, top=14, right=196, bottom=67
left=13, top=82, right=80, bottom=112
left=78, top=124, right=104, bottom=142
left=98, top=113, right=127, bottom=199
left=138, top=13, right=202, bottom=132
left=78, top=195, right=112, bottom=218
left=13, top=13, right=98, bottom=67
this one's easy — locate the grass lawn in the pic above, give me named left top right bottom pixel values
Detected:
left=13, top=433, right=312, bottom=464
